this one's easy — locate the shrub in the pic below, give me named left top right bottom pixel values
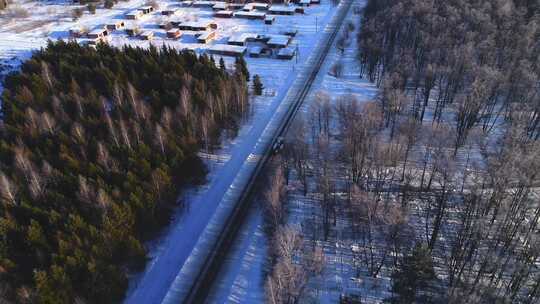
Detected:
left=72, top=7, right=83, bottom=20
left=87, top=3, right=96, bottom=14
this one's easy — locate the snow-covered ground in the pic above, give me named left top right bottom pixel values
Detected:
left=206, top=1, right=382, bottom=302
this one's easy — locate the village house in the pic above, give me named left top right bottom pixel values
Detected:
left=243, top=3, right=269, bottom=11
left=138, top=6, right=154, bottom=14
left=265, top=34, right=291, bottom=48
left=125, top=26, right=140, bottom=36
left=159, top=21, right=173, bottom=29
left=87, top=28, right=109, bottom=40
left=264, top=15, right=275, bottom=24
left=126, top=10, right=143, bottom=20
left=228, top=3, right=244, bottom=10
left=69, top=27, right=87, bottom=38
left=268, top=5, right=295, bottom=15
left=106, top=21, right=125, bottom=31
left=161, top=9, right=179, bottom=16
left=228, top=33, right=259, bottom=46
left=80, top=35, right=111, bottom=47
left=212, top=2, right=228, bottom=10
left=166, top=28, right=182, bottom=39
left=178, top=20, right=217, bottom=31
left=277, top=47, right=296, bottom=59
left=215, top=10, right=233, bottom=18
left=192, top=1, right=215, bottom=8
left=234, top=11, right=266, bottom=20
left=283, top=28, right=298, bottom=37
left=140, top=31, right=154, bottom=40
left=207, top=44, right=247, bottom=57
left=170, top=18, right=183, bottom=27
left=249, top=46, right=266, bottom=57
left=197, top=31, right=216, bottom=44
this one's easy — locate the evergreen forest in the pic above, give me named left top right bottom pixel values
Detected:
left=0, top=41, right=249, bottom=303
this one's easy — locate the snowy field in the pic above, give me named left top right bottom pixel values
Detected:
left=206, top=0, right=382, bottom=302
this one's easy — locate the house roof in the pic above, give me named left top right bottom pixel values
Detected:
left=126, top=10, right=142, bottom=16
left=266, top=34, right=291, bottom=46
left=228, top=32, right=259, bottom=44
left=268, top=5, right=296, bottom=13
left=278, top=47, right=296, bottom=56
left=198, top=31, right=215, bottom=40
left=88, top=28, right=107, bottom=35
left=207, top=44, right=247, bottom=54
left=181, top=20, right=216, bottom=29
left=234, top=11, right=266, bottom=17
left=249, top=46, right=263, bottom=54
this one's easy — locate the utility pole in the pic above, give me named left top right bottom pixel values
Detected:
left=295, top=43, right=299, bottom=64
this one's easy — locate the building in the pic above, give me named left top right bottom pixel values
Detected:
left=80, top=35, right=111, bottom=47
left=0, top=0, right=7, bottom=10
left=178, top=20, right=218, bottom=31
left=167, top=29, right=182, bottom=39
left=228, top=33, right=259, bottom=46
left=266, top=34, right=291, bottom=48
left=228, top=3, right=244, bottom=10
left=162, top=9, right=179, bottom=16
left=215, top=10, right=233, bottom=18
left=283, top=29, right=298, bottom=37
left=138, top=6, right=154, bottom=14
left=179, top=0, right=193, bottom=6
left=212, top=2, right=228, bottom=10
left=253, top=3, right=269, bottom=10
left=87, top=28, right=109, bottom=40
left=126, top=10, right=143, bottom=20
left=140, top=31, right=154, bottom=40
left=106, top=21, right=125, bottom=31
left=242, top=3, right=269, bottom=11
left=125, top=26, right=139, bottom=36
left=207, top=44, right=247, bottom=57
left=170, top=18, right=183, bottom=27
left=264, top=15, right=275, bottom=24
left=69, top=27, right=87, bottom=38
left=192, top=1, right=215, bottom=7
left=249, top=46, right=263, bottom=57
left=197, top=31, right=216, bottom=43
left=159, top=21, right=173, bottom=29
left=233, top=11, right=266, bottom=20
left=268, top=5, right=295, bottom=15
left=277, top=47, right=296, bottom=59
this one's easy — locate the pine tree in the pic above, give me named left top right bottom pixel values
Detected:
left=390, top=243, right=436, bottom=303
left=219, top=57, right=226, bottom=72
left=235, top=55, right=250, bottom=81
left=253, top=74, right=263, bottom=96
